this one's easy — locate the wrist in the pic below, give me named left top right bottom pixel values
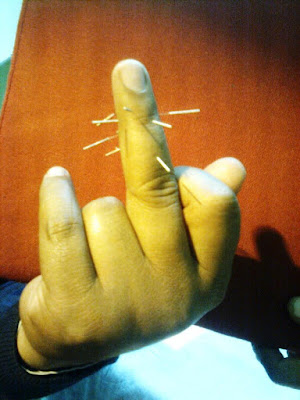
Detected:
left=0, top=303, right=118, bottom=399
left=17, top=321, right=74, bottom=371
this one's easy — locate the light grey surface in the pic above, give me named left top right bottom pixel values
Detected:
left=42, top=327, right=300, bottom=400
left=0, top=0, right=22, bottom=62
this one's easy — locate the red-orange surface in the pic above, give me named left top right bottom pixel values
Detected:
left=0, top=0, right=299, bottom=348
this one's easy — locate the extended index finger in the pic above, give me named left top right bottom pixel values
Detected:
left=112, top=59, right=175, bottom=202
left=112, top=60, right=192, bottom=267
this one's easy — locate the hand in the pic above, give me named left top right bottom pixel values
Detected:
left=17, top=59, right=245, bottom=370
left=252, top=297, right=300, bottom=389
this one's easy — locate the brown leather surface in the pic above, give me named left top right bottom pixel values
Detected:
left=0, top=0, right=299, bottom=348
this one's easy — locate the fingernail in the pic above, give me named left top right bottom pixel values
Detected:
left=291, top=297, right=300, bottom=318
left=45, top=166, right=70, bottom=178
left=120, top=60, right=147, bottom=93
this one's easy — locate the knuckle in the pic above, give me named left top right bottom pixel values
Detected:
left=82, top=197, right=127, bottom=231
left=128, top=174, right=179, bottom=208
left=47, top=217, right=81, bottom=242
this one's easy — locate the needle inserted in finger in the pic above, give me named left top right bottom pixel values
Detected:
left=83, top=135, right=118, bottom=150
left=160, top=108, right=200, bottom=115
left=91, top=113, right=116, bottom=126
left=156, top=156, right=171, bottom=172
left=105, top=147, right=120, bottom=156
left=92, top=119, right=119, bottom=124
left=152, top=120, right=172, bottom=129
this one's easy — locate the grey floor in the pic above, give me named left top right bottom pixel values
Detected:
left=42, top=326, right=300, bottom=400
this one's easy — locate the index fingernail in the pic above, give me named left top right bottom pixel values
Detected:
left=120, top=60, right=147, bottom=93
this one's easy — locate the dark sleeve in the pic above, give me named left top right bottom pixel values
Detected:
left=0, top=282, right=117, bottom=400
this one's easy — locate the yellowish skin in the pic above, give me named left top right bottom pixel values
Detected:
left=0, top=59, right=300, bottom=389
left=17, top=59, right=247, bottom=371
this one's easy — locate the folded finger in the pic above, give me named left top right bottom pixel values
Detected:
left=175, top=166, right=240, bottom=298
left=204, top=157, right=246, bottom=195
left=39, top=167, right=96, bottom=294
left=82, top=196, right=145, bottom=290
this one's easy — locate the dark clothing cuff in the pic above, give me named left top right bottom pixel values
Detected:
left=0, top=301, right=117, bottom=399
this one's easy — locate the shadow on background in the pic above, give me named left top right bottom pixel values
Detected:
left=199, top=1, right=299, bottom=64
left=199, top=227, right=300, bottom=350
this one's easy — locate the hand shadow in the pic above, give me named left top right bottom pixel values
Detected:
left=197, top=227, right=300, bottom=350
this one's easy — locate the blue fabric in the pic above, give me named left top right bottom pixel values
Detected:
left=0, top=280, right=25, bottom=314
left=0, top=282, right=118, bottom=399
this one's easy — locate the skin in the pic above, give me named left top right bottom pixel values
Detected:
left=17, top=59, right=246, bottom=371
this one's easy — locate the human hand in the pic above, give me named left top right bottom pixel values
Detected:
left=252, top=297, right=300, bottom=389
left=17, top=59, right=245, bottom=371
